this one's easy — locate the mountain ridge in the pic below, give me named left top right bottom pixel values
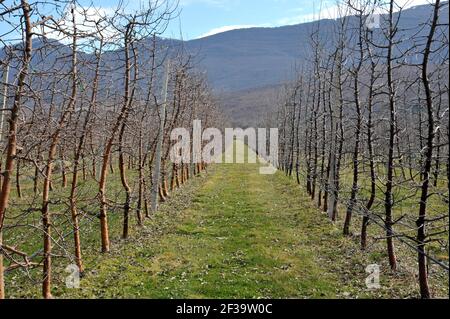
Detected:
left=1, top=2, right=448, bottom=126
left=179, top=2, right=448, bottom=92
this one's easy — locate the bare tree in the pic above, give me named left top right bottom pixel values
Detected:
left=0, top=0, right=33, bottom=299
left=416, top=0, right=442, bottom=299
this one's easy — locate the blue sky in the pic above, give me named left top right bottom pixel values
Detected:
left=97, top=0, right=432, bottom=39
left=0, top=0, right=429, bottom=42
left=71, top=0, right=333, bottom=40
left=170, top=0, right=325, bottom=39
left=154, top=0, right=428, bottom=39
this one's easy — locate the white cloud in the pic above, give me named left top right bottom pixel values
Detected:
left=38, top=5, right=118, bottom=45
left=195, top=0, right=436, bottom=40
left=197, top=24, right=263, bottom=38
left=277, top=0, right=435, bottom=26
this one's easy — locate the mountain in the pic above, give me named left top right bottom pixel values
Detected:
left=1, top=2, right=448, bottom=127
left=183, top=24, right=314, bottom=92
left=176, top=2, right=448, bottom=125
left=182, top=2, right=448, bottom=93
left=217, top=84, right=283, bottom=127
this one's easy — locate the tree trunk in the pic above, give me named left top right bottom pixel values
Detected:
left=361, top=33, right=377, bottom=250
left=151, top=60, right=170, bottom=212
left=344, top=17, right=363, bottom=236
left=0, top=1, right=32, bottom=299
left=416, top=0, right=440, bottom=299
left=118, top=26, right=134, bottom=240
left=384, top=0, right=398, bottom=271
left=15, top=160, right=22, bottom=198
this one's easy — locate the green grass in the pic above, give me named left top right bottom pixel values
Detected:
left=326, top=159, right=449, bottom=270
left=4, top=143, right=449, bottom=298
left=59, top=150, right=345, bottom=298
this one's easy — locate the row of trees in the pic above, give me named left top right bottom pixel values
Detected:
left=0, top=0, right=224, bottom=298
left=277, top=0, right=448, bottom=298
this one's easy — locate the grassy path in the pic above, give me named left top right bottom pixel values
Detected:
left=61, top=144, right=440, bottom=299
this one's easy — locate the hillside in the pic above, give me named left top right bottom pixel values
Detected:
left=217, top=85, right=282, bottom=127
left=183, top=2, right=448, bottom=92
left=1, top=2, right=447, bottom=126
